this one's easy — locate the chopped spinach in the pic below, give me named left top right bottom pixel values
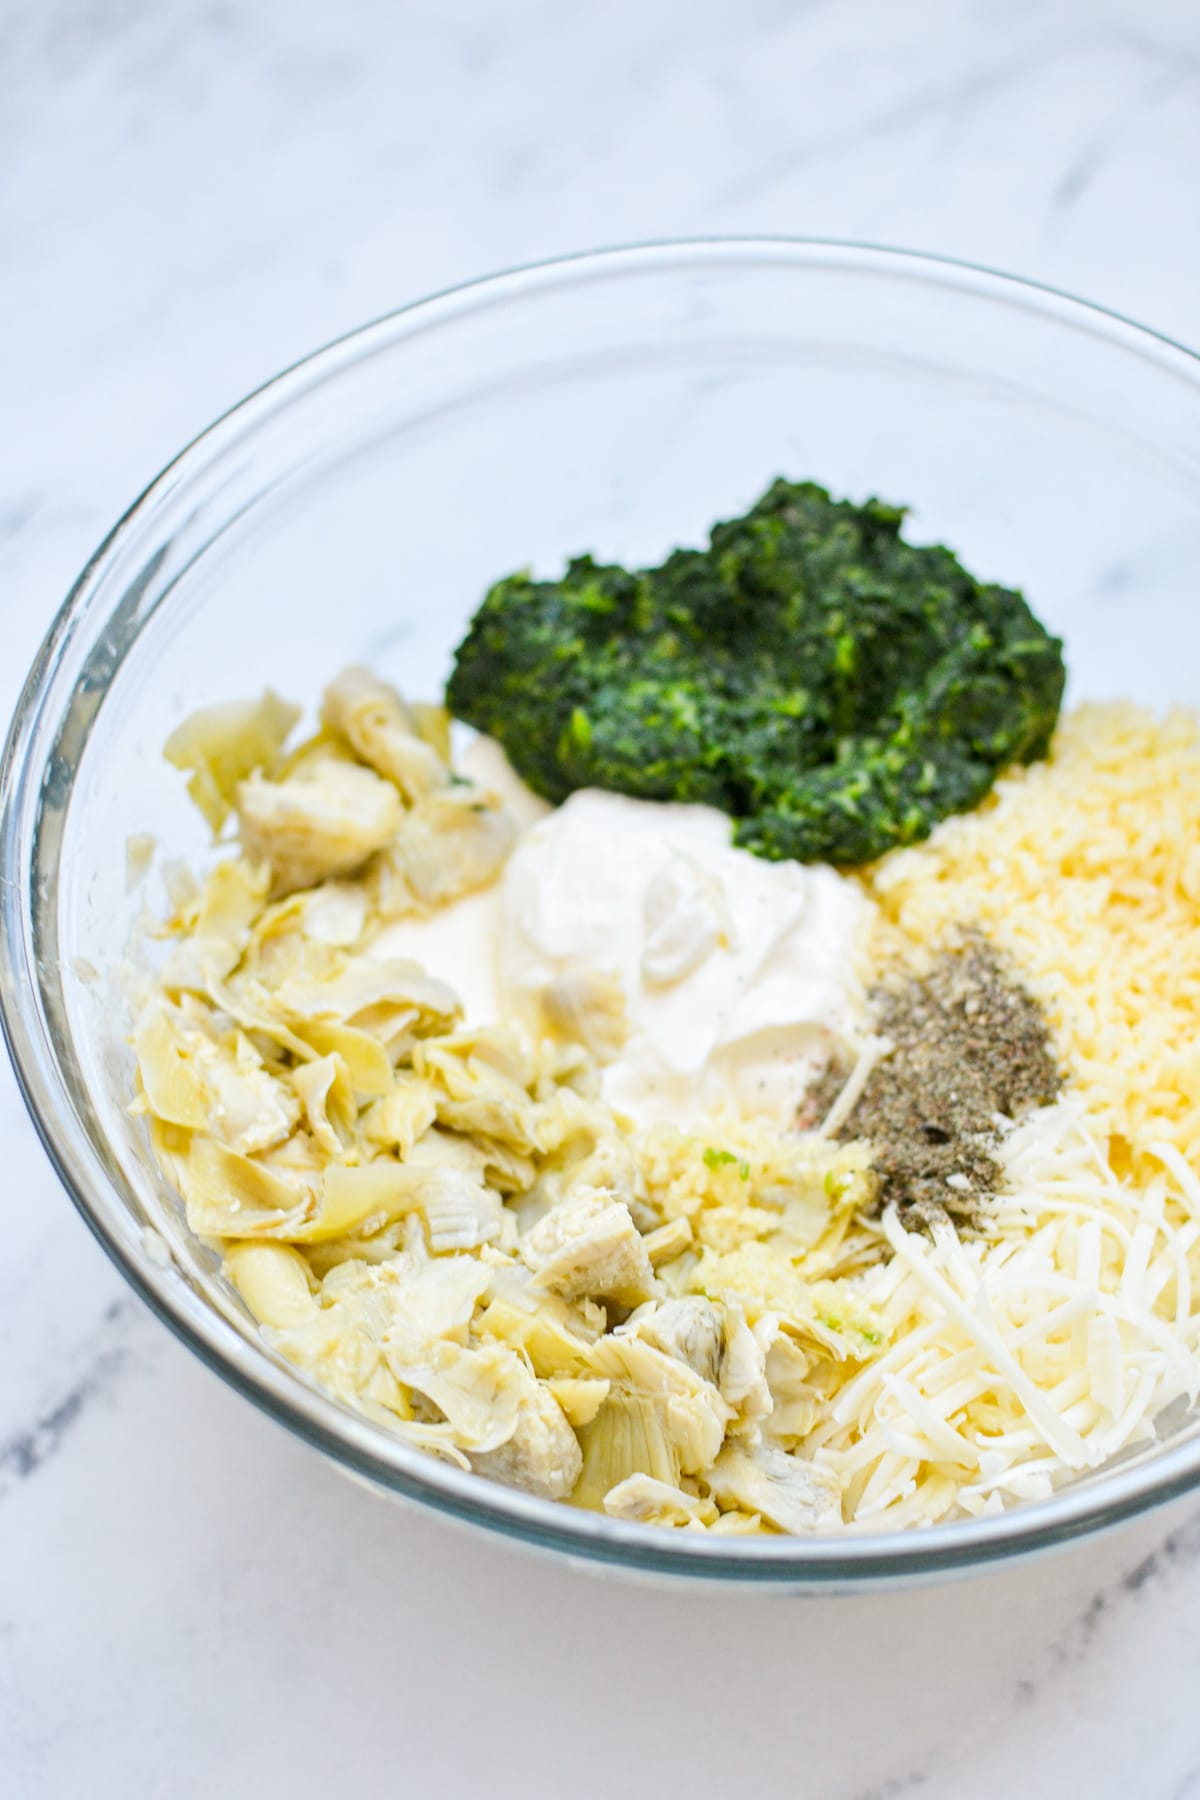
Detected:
left=446, top=479, right=1065, bottom=865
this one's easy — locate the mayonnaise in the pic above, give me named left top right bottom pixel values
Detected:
left=371, top=740, right=870, bottom=1131
left=370, top=882, right=504, bottom=1026
left=499, top=789, right=870, bottom=1129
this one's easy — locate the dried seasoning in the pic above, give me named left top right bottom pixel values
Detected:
left=813, top=936, right=1062, bottom=1230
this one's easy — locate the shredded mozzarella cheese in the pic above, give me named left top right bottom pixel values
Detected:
left=812, top=1098, right=1200, bottom=1525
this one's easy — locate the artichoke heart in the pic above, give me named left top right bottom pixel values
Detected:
left=602, top=1474, right=718, bottom=1528
left=321, top=665, right=448, bottom=803
left=573, top=1392, right=682, bottom=1508
left=140, top=659, right=895, bottom=1537
left=370, top=785, right=516, bottom=914
left=469, top=1377, right=582, bottom=1500
left=237, top=758, right=403, bottom=897
left=226, top=1240, right=318, bottom=1329
left=164, top=689, right=300, bottom=834
left=633, top=1297, right=725, bottom=1387
left=522, top=1185, right=658, bottom=1307
left=704, top=1442, right=843, bottom=1535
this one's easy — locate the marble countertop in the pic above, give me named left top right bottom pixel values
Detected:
left=4, top=2, right=1200, bottom=1794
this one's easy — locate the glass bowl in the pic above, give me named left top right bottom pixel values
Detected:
left=5, top=240, right=1200, bottom=1590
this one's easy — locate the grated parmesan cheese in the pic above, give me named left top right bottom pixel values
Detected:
left=866, top=704, right=1200, bottom=1186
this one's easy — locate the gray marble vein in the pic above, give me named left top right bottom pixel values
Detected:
left=0, top=1298, right=141, bottom=1494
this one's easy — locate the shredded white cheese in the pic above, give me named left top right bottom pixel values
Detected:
left=810, top=1098, right=1200, bottom=1525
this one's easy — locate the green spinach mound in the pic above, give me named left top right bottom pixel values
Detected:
left=445, top=479, right=1066, bottom=865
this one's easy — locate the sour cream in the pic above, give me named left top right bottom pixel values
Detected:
left=372, top=741, right=870, bottom=1131
left=500, top=789, right=869, bottom=1128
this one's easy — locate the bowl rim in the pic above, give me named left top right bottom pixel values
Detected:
left=6, top=235, right=1200, bottom=1584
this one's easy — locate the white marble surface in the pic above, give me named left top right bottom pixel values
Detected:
left=3, top=2, right=1200, bottom=1794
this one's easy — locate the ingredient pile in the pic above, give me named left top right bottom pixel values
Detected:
left=127, top=479, right=1200, bottom=1536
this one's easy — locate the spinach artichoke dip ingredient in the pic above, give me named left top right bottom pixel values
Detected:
left=810, top=938, right=1062, bottom=1230
left=493, top=788, right=869, bottom=1130
left=359, top=757, right=871, bottom=1134
left=137, top=659, right=1200, bottom=1532
left=139, top=669, right=877, bottom=1536
left=446, top=478, right=1066, bottom=866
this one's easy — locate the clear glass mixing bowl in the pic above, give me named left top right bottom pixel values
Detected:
left=5, top=241, right=1200, bottom=1589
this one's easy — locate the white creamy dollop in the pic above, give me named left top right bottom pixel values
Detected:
left=372, top=743, right=870, bottom=1131
left=501, top=789, right=869, bottom=1129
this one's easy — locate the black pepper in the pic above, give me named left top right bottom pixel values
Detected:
left=810, top=936, right=1062, bottom=1231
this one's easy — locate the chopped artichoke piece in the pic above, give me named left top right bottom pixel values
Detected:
left=290, top=1018, right=395, bottom=1097
left=469, top=1139, right=537, bottom=1199
left=182, top=1135, right=314, bottom=1239
left=534, top=964, right=628, bottom=1064
left=266, top=1256, right=485, bottom=1452
left=476, top=1297, right=597, bottom=1378
left=418, top=1168, right=505, bottom=1254
left=719, top=1301, right=772, bottom=1424
left=134, top=999, right=211, bottom=1130
left=602, top=1474, right=718, bottom=1528
left=304, top=1160, right=500, bottom=1248
left=418, top=1029, right=541, bottom=1154
left=545, top=1376, right=611, bottom=1428
left=237, top=759, right=403, bottom=897
left=387, top=1339, right=524, bottom=1454
left=360, top=1081, right=439, bottom=1157
left=302, top=1216, right=411, bottom=1279
left=470, top=1377, right=583, bottom=1500
left=418, top=1022, right=534, bottom=1092
left=476, top=1264, right=603, bottom=1378
left=202, top=971, right=315, bottom=1064
left=521, top=1185, right=658, bottom=1307
left=410, top=701, right=452, bottom=762
left=369, top=785, right=516, bottom=915
left=300, top=1160, right=428, bottom=1241
left=137, top=995, right=266, bottom=1135
left=642, top=1216, right=694, bottom=1267
left=573, top=1391, right=682, bottom=1508
left=191, top=1151, right=460, bottom=1246
left=633, top=1297, right=724, bottom=1387
left=404, top=1123, right=491, bottom=1178
left=204, top=1031, right=301, bottom=1154
left=707, top=1509, right=766, bottom=1536
left=587, top=1335, right=730, bottom=1474
left=762, top=1332, right=821, bottom=1446
left=275, top=955, right=461, bottom=1059
left=266, top=1285, right=405, bottom=1412
left=705, top=1442, right=842, bottom=1535
left=273, top=726, right=358, bottom=784
left=379, top=1254, right=491, bottom=1360
left=164, top=689, right=300, bottom=834
left=292, top=1053, right=357, bottom=1157
left=160, top=858, right=269, bottom=993
left=301, top=881, right=369, bottom=945
left=434, top=1091, right=538, bottom=1154
left=248, top=883, right=368, bottom=965
left=321, top=665, right=447, bottom=802
left=226, top=1240, right=318, bottom=1329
